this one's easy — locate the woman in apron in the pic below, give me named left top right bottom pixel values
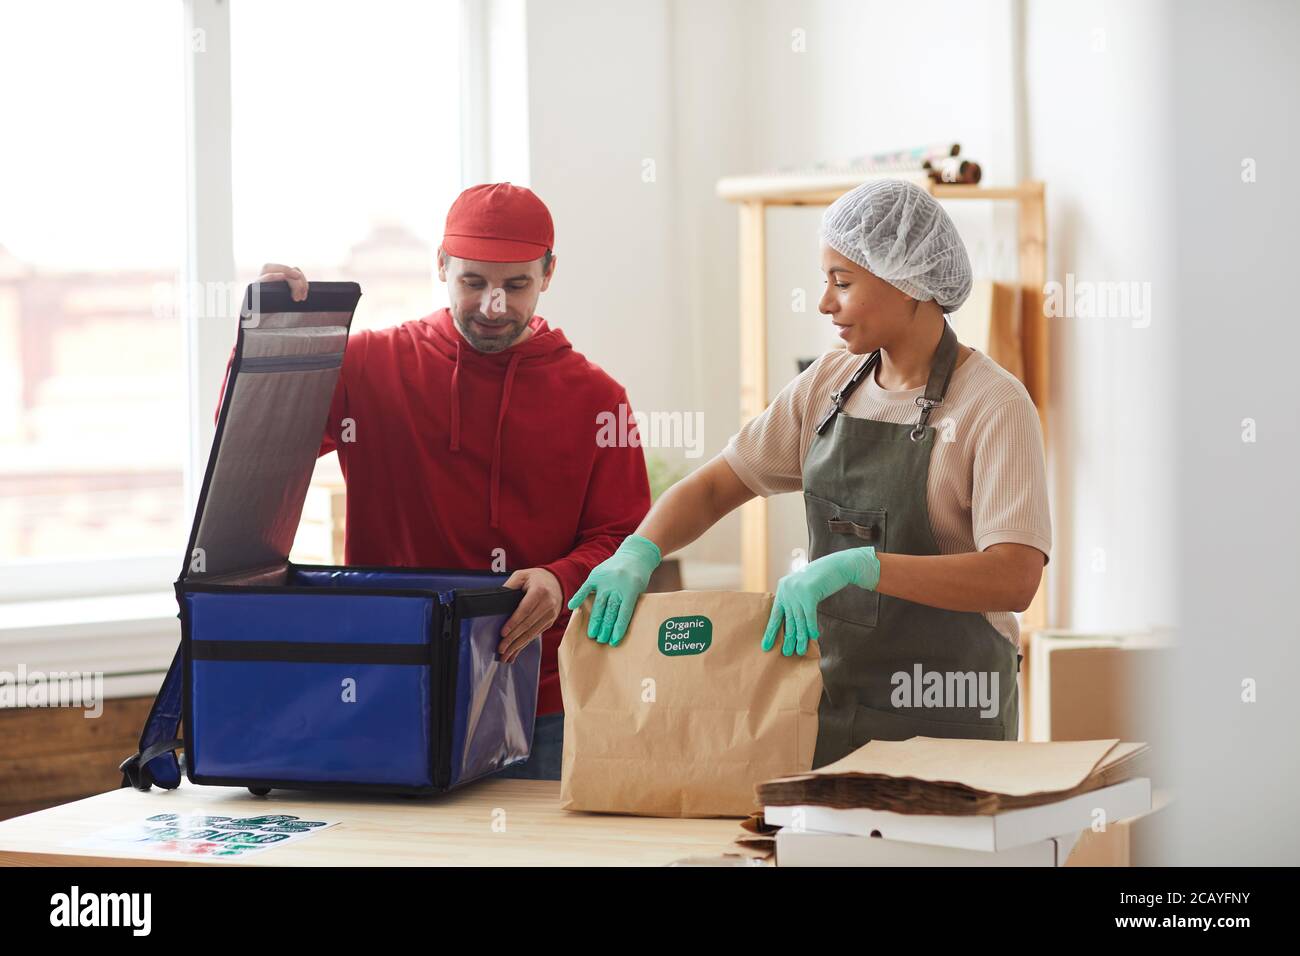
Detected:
left=567, top=179, right=1051, bottom=767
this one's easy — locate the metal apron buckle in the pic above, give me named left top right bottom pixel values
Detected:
left=911, top=396, right=942, bottom=442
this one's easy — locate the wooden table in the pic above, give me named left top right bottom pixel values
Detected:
left=0, top=779, right=763, bottom=866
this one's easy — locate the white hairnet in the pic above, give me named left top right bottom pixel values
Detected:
left=820, top=179, right=973, bottom=313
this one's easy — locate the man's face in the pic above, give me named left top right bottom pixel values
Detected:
left=438, top=252, right=555, bottom=352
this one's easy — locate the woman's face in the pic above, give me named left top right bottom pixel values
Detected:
left=818, top=242, right=918, bottom=354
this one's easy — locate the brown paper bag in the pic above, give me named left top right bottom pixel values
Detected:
left=559, top=590, right=822, bottom=818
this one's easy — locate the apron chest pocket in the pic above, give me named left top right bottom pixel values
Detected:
left=803, top=493, right=886, bottom=630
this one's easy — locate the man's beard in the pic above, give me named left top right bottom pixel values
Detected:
left=453, top=311, right=528, bottom=352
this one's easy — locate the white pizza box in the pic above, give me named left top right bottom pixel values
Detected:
left=764, top=777, right=1150, bottom=853
left=776, top=829, right=1079, bottom=867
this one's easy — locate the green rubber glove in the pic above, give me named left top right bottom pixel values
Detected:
left=566, top=534, right=663, bottom=646
left=761, top=546, right=881, bottom=656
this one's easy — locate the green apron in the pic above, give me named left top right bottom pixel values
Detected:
left=802, top=321, right=1021, bottom=768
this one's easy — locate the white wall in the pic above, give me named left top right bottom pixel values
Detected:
left=524, top=0, right=1179, bottom=635
left=1023, top=0, right=1177, bottom=632
left=523, top=0, right=1300, bottom=863
left=524, top=0, right=682, bottom=446
left=739, top=0, right=1021, bottom=585
left=525, top=0, right=754, bottom=569
left=1160, top=0, right=1300, bottom=866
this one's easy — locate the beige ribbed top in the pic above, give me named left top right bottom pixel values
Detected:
left=722, top=345, right=1051, bottom=647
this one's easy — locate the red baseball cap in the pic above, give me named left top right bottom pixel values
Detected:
left=441, top=182, right=555, bottom=263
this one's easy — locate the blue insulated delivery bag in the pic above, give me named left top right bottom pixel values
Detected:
left=120, top=281, right=541, bottom=796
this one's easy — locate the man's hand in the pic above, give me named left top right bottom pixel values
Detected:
left=258, top=262, right=309, bottom=302
left=498, top=568, right=563, bottom=663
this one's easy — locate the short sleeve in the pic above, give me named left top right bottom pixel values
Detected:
left=969, top=396, right=1052, bottom=563
left=722, top=352, right=839, bottom=497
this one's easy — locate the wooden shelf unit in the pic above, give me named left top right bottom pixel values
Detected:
left=718, top=173, right=1049, bottom=631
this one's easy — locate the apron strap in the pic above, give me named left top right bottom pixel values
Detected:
left=910, top=319, right=960, bottom=441
left=814, top=351, right=880, bottom=435
left=815, top=319, right=961, bottom=437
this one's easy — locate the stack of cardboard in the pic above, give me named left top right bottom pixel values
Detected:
left=759, top=737, right=1153, bottom=867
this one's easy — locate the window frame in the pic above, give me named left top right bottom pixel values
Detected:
left=2, top=0, right=485, bottom=612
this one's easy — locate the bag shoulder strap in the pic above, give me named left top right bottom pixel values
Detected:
left=118, top=644, right=185, bottom=791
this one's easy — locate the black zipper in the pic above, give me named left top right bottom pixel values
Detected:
left=436, top=605, right=456, bottom=790
left=292, top=561, right=512, bottom=581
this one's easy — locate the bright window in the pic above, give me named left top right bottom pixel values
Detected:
left=0, top=1, right=187, bottom=572
left=230, top=0, right=464, bottom=335
left=0, top=0, right=469, bottom=592
left=229, top=0, right=465, bottom=564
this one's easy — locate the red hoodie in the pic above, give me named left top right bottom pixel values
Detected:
left=319, top=310, right=644, bottom=712
left=221, top=309, right=650, bottom=715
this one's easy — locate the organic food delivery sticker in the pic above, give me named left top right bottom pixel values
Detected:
left=658, top=615, right=712, bottom=656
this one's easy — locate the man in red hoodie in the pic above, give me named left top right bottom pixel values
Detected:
left=252, top=183, right=651, bottom=779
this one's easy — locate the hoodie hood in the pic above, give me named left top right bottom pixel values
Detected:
left=424, top=308, right=573, bottom=528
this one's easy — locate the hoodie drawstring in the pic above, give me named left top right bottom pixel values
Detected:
left=449, top=336, right=522, bottom=529
left=449, top=339, right=462, bottom=452
left=489, top=352, right=522, bottom=529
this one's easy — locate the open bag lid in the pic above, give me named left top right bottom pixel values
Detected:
left=181, top=281, right=362, bottom=582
